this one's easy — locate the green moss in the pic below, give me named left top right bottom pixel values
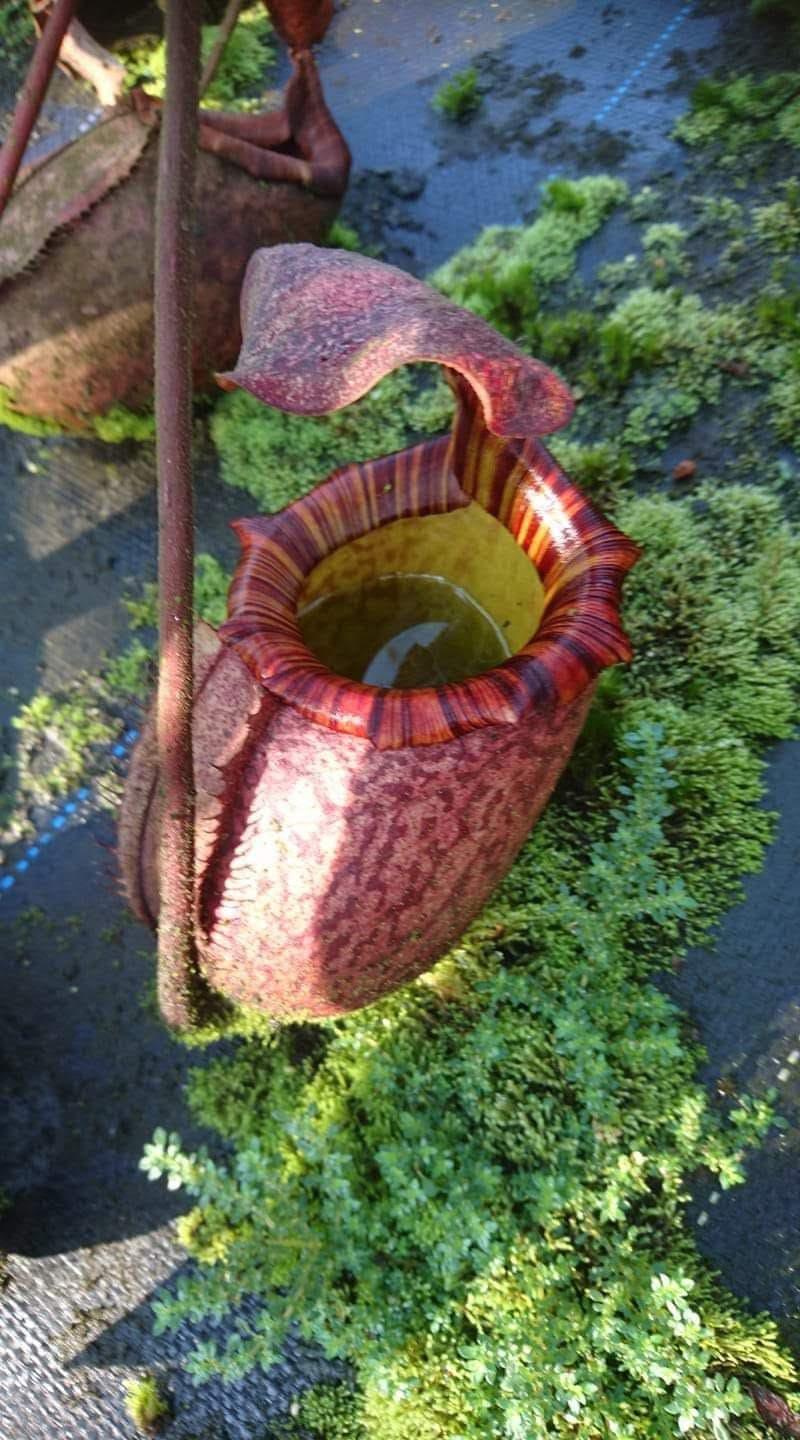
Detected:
left=11, top=689, right=116, bottom=804
left=124, top=1374, right=170, bottom=1434
left=117, top=6, right=275, bottom=110
left=144, top=725, right=799, bottom=1436
left=211, top=368, right=452, bottom=511
left=674, top=71, right=800, bottom=157
left=431, top=67, right=482, bottom=122
left=104, top=640, right=153, bottom=700
left=326, top=220, right=366, bottom=252
left=752, top=178, right=800, bottom=253
left=0, top=386, right=68, bottom=439
left=193, top=552, right=231, bottom=628
left=0, top=0, right=34, bottom=83
left=282, top=1385, right=367, bottom=1440
left=91, top=405, right=156, bottom=444
left=432, top=175, right=627, bottom=332
left=0, top=388, right=155, bottom=443
left=642, top=222, right=690, bottom=280
left=105, top=554, right=231, bottom=703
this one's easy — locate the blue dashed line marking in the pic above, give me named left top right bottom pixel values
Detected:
left=0, top=726, right=140, bottom=900
left=591, top=4, right=692, bottom=126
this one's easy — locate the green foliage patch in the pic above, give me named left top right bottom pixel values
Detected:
left=117, top=6, right=275, bottom=110
left=210, top=369, right=452, bottom=512
left=0, top=552, right=232, bottom=839
left=432, top=68, right=482, bottom=122
left=139, top=99, right=800, bottom=1436
left=91, top=405, right=156, bottom=444
left=431, top=175, right=627, bottom=333
left=145, top=716, right=799, bottom=1438
left=124, top=1373, right=170, bottom=1434
left=0, top=0, right=33, bottom=85
left=9, top=688, right=116, bottom=811
left=673, top=72, right=800, bottom=159
left=0, top=387, right=155, bottom=443
left=105, top=553, right=231, bottom=703
left=0, top=385, right=67, bottom=439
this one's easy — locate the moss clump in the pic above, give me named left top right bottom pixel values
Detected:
left=674, top=71, right=800, bottom=158
left=105, top=553, right=231, bottom=703
left=211, top=368, right=452, bottom=512
left=275, top=1384, right=367, bottom=1439
left=0, top=550, right=232, bottom=839
left=432, top=67, right=482, bottom=122
left=91, top=406, right=156, bottom=444
left=144, top=721, right=800, bottom=1436
left=326, top=220, right=366, bottom=252
left=642, top=221, right=690, bottom=280
left=432, top=175, right=627, bottom=332
left=0, top=388, right=155, bottom=443
left=10, top=688, right=116, bottom=809
left=118, top=7, right=275, bottom=110
left=0, top=0, right=34, bottom=85
left=124, top=1374, right=170, bottom=1434
left=0, top=386, right=67, bottom=439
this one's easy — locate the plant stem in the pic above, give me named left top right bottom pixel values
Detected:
left=0, top=0, right=78, bottom=219
left=155, top=0, right=204, bottom=1030
left=199, top=0, right=246, bottom=99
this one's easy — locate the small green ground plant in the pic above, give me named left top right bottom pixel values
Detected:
left=432, top=67, right=482, bottom=122
left=124, top=1373, right=170, bottom=1434
left=0, top=554, right=230, bottom=840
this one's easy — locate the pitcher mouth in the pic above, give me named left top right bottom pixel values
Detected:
left=220, top=374, right=640, bottom=750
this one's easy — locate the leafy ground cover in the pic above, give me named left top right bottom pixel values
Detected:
left=135, top=83, right=800, bottom=1440
left=116, top=5, right=276, bottom=111
left=0, top=0, right=34, bottom=100
left=4, top=61, right=800, bottom=1440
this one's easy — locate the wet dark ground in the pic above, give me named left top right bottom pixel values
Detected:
left=0, top=1, right=798, bottom=1435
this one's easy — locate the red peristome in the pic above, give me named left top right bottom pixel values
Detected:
left=217, top=244, right=575, bottom=437
left=220, top=375, right=639, bottom=749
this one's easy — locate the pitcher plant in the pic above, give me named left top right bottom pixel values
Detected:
left=120, top=243, right=640, bottom=1021
left=0, top=0, right=349, bottom=431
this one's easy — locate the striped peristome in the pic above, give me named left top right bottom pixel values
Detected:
left=221, top=372, right=639, bottom=750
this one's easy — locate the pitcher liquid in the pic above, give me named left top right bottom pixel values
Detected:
left=299, top=573, right=512, bottom=689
